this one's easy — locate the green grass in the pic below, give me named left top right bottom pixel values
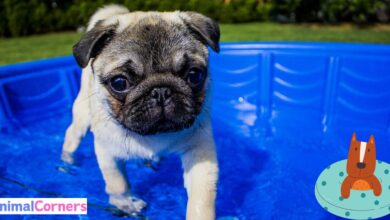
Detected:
left=0, top=32, right=82, bottom=65
left=1, top=22, right=390, bottom=65
left=221, top=22, right=390, bottom=43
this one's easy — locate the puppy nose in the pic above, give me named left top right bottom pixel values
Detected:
left=357, top=162, right=366, bottom=169
left=151, top=87, right=172, bottom=103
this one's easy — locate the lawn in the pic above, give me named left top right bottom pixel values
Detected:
left=0, top=22, right=390, bottom=65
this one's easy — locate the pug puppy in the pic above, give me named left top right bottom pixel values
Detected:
left=61, top=4, right=219, bottom=220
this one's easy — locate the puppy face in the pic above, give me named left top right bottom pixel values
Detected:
left=73, top=12, right=220, bottom=135
left=346, top=133, right=377, bottom=178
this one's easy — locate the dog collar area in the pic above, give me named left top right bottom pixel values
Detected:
left=315, top=160, right=390, bottom=219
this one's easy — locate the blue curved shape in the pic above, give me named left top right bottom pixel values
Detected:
left=339, top=82, right=390, bottom=99
left=342, top=67, right=390, bottom=83
left=214, top=77, right=258, bottom=88
left=273, top=91, right=321, bottom=105
left=5, top=83, right=64, bottom=102
left=210, top=63, right=258, bottom=75
left=337, top=97, right=390, bottom=114
left=274, top=63, right=325, bottom=76
left=273, top=76, right=323, bottom=90
left=14, top=99, right=68, bottom=114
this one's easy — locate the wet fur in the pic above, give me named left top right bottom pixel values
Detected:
left=62, top=5, right=219, bottom=220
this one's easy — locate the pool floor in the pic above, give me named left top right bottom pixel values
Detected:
left=1, top=112, right=389, bottom=220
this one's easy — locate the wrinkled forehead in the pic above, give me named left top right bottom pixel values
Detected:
left=94, top=14, right=209, bottom=75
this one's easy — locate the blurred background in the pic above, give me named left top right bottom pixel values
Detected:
left=0, top=0, right=389, bottom=65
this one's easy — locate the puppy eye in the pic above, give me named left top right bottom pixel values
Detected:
left=355, top=147, right=357, bottom=151
left=186, top=67, right=205, bottom=87
left=110, top=76, right=129, bottom=92
left=368, top=149, right=370, bottom=152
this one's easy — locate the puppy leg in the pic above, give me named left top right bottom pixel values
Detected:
left=341, top=176, right=352, bottom=198
left=181, top=142, right=218, bottom=220
left=61, top=80, right=91, bottom=164
left=95, top=142, right=146, bottom=214
left=368, top=175, right=382, bottom=196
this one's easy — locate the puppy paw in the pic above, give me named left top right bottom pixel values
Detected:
left=373, top=189, right=382, bottom=196
left=56, top=162, right=78, bottom=175
left=341, top=191, right=350, bottom=199
left=61, top=151, right=75, bottom=164
left=143, top=157, right=161, bottom=171
left=109, top=194, right=147, bottom=215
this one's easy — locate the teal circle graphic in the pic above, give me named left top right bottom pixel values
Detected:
left=315, top=160, right=390, bottom=219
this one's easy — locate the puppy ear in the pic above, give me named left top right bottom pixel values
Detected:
left=73, top=23, right=116, bottom=68
left=180, top=12, right=220, bottom=53
left=351, top=132, right=357, bottom=142
left=369, top=134, right=375, bottom=144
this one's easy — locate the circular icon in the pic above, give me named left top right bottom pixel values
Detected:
left=315, top=160, right=390, bottom=219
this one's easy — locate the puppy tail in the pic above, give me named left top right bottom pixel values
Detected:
left=87, top=4, right=129, bottom=31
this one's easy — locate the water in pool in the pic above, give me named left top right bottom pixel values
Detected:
left=1, top=111, right=389, bottom=220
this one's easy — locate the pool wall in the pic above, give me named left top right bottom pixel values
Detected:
left=1, top=43, right=389, bottom=138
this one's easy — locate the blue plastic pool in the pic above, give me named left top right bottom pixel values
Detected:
left=0, top=42, right=390, bottom=219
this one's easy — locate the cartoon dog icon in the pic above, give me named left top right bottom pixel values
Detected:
left=341, top=133, right=382, bottom=198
